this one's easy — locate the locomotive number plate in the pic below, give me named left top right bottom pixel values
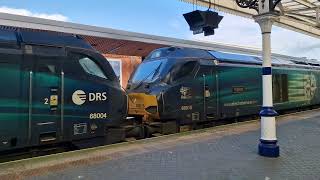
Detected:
left=89, top=113, right=107, bottom=119
left=181, top=105, right=192, bottom=111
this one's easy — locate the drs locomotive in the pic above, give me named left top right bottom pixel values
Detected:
left=127, top=47, right=320, bottom=136
left=0, top=29, right=127, bottom=154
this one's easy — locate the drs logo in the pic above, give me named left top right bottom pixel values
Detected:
left=72, top=90, right=107, bottom=106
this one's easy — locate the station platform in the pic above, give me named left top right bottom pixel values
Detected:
left=1, top=109, right=320, bottom=180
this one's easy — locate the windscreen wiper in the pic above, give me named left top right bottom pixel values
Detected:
left=151, top=62, right=163, bottom=80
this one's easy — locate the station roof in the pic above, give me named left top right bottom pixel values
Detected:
left=0, top=24, right=164, bottom=57
left=0, top=12, right=316, bottom=64
left=181, top=0, right=320, bottom=38
left=0, top=12, right=271, bottom=57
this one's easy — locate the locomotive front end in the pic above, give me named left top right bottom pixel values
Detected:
left=126, top=49, right=174, bottom=123
left=127, top=47, right=220, bottom=136
left=128, top=93, right=160, bottom=122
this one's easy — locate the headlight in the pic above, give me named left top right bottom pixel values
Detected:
left=145, top=106, right=158, bottom=114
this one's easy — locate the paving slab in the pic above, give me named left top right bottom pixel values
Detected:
left=1, top=109, right=320, bottom=180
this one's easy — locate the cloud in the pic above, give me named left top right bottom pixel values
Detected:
left=187, top=13, right=320, bottom=59
left=271, top=27, right=320, bottom=59
left=169, top=19, right=182, bottom=30
left=0, top=6, right=68, bottom=21
left=190, top=14, right=261, bottom=49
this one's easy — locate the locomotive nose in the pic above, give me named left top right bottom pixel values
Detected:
left=128, top=93, right=159, bottom=121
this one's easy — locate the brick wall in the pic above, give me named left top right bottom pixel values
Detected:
left=103, top=54, right=142, bottom=88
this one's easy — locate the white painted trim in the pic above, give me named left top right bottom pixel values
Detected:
left=107, top=58, right=123, bottom=86
left=261, top=116, right=277, bottom=140
left=262, top=75, right=273, bottom=107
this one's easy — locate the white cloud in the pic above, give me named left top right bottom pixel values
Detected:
left=271, top=27, right=320, bottom=59
left=169, top=19, right=182, bottom=30
left=191, top=14, right=261, bottom=49
left=188, top=13, right=320, bottom=59
left=0, top=6, right=68, bottom=21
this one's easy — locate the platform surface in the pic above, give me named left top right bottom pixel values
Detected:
left=1, top=109, right=320, bottom=180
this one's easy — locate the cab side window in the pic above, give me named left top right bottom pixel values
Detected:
left=37, top=64, right=57, bottom=75
left=79, top=56, right=108, bottom=79
left=172, top=61, right=197, bottom=82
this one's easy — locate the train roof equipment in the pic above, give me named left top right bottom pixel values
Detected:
left=0, top=28, right=94, bottom=50
left=149, top=47, right=320, bottom=69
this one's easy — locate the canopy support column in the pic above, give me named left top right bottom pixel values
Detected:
left=254, top=13, right=280, bottom=158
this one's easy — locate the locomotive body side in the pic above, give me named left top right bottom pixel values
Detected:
left=272, top=67, right=320, bottom=110
left=0, top=30, right=127, bottom=153
left=216, top=64, right=320, bottom=119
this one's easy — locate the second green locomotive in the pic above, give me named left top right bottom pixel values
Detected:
left=127, top=47, right=319, bottom=135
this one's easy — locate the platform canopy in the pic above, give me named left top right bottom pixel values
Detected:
left=0, top=12, right=281, bottom=58
left=0, top=11, right=315, bottom=61
left=181, top=0, right=320, bottom=38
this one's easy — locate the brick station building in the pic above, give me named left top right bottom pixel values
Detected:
left=83, top=36, right=164, bottom=88
left=0, top=13, right=280, bottom=89
left=0, top=24, right=165, bottom=88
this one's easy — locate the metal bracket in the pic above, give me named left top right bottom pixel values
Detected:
left=235, top=0, right=259, bottom=12
left=235, top=0, right=281, bottom=13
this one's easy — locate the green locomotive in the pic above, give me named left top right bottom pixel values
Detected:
left=127, top=47, right=319, bottom=135
left=0, top=29, right=127, bottom=154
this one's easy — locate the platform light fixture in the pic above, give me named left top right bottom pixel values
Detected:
left=183, top=0, right=223, bottom=36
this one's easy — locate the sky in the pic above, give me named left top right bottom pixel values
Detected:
left=0, top=0, right=319, bottom=59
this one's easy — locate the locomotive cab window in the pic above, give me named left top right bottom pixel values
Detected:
left=79, top=57, right=108, bottom=79
left=172, top=61, right=197, bottom=82
left=130, top=59, right=167, bottom=83
left=38, top=64, right=57, bottom=75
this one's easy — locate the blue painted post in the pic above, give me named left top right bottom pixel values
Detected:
left=254, top=12, right=280, bottom=157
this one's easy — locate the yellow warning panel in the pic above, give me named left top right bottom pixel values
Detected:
left=128, top=93, right=159, bottom=121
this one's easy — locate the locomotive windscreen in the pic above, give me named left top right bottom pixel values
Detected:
left=131, top=59, right=168, bottom=83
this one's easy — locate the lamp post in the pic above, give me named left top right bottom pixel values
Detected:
left=235, top=0, right=281, bottom=157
